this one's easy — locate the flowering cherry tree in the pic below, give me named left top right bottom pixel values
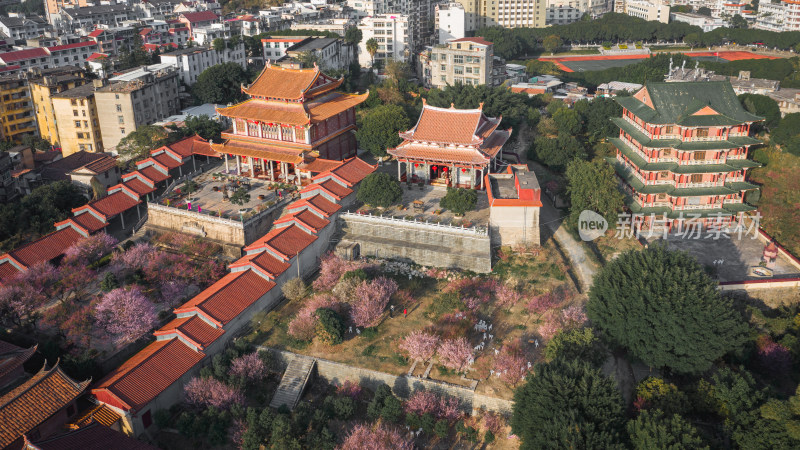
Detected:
left=493, top=340, right=530, bottom=386
left=438, top=337, right=473, bottom=373
left=313, top=253, right=369, bottom=291
left=336, top=380, right=363, bottom=399
left=526, top=291, right=560, bottom=319
left=495, top=283, right=522, bottom=308
left=404, top=390, right=463, bottom=422
left=562, top=304, right=588, bottom=326
left=184, top=377, right=242, bottom=410
left=399, top=331, right=440, bottom=362
left=288, top=294, right=344, bottom=341
left=94, top=286, right=157, bottom=346
left=350, top=277, right=398, bottom=328
left=229, top=352, right=268, bottom=383
left=340, top=423, right=413, bottom=450
left=756, top=335, right=792, bottom=375
left=63, top=233, right=117, bottom=264
left=537, top=310, right=564, bottom=341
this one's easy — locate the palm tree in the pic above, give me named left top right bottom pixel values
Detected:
left=365, top=38, right=378, bottom=69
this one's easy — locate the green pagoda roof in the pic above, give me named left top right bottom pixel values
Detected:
left=615, top=81, right=763, bottom=126
left=610, top=138, right=763, bottom=174
left=612, top=118, right=762, bottom=150
left=606, top=157, right=757, bottom=196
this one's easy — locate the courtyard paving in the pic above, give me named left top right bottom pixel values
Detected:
left=654, top=231, right=800, bottom=282
left=163, top=164, right=294, bottom=218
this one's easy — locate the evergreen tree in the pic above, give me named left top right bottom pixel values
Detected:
left=627, top=409, right=707, bottom=450
left=587, top=245, right=749, bottom=374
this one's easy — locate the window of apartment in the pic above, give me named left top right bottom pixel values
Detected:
left=82, top=110, right=86, bottom=117
left=454, top=66, right=464, bottom=75
left=465, top=67, right=472, bottom=74
left=693, top=151, right=706, bottom=160
left=696, top=128, right=709, bottom=138
left=454, top=55, right=463, bottom=64
left=87, top=144, right=92, bottom=152
left=71, top=99, right=77, bottom=106
left=76, top=132, right=83, bottom=139
left=441, top=75, right=447, bottom=82
left=116, top=104, right=122, bottom=112
left=83, top=121, right=88, bottom=128
left=474, top=68, right=480, bottom=75
left=79, top=144, right=85, bottom=151
left=115, top=94, right=119, bottom=100
left=74, top=121, right=81, bottom=128
left=120, top=128, right=125, bottom=135
left=440, top=64, right=446, bottom=71
left=118, top=115, right=124, bottom=124
left=73, top=110, right=78, bottom=116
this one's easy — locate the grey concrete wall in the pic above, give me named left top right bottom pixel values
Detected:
left=489, top=205, right=540, bottom=247
left=338, top=214, right=492, bottom=273
left=262, top=347, right=513, bottom=415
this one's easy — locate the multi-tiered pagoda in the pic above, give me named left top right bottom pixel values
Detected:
left=608, top=81, right=762, bottom=229
left=213, top=63, right=368, bottom=185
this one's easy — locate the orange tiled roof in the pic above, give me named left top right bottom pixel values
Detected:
left=92, top=338, right=204, bottom=412
left=243, top=64, right=343, bottom=101
left=87, top=191, right=140, bottom=219
left=0, top=341, right=36, bottom=384
left=138, top=166, right=170, bottom=183
left=28, top=422, right=158, bottom=450
left=0, top=261, right=21, bottom=282
left=272, top=209, right=330, bottom=233
left=7, top=228, right=83, bottom=269
left=154, top=315, right=224, bottom=351
left=69, top=155, right=117, bottom=175
left=243, top=224, right=317, bottom=259
left=164, top=135, right=217, bottom=158
left=297, top=157, right=341, bottom=173
left=229, top=251, right=290, bottom=280
left=0, top=363, right=89, bottom=448
left=314, top=157, right=376, bottom=186
left=286, top=194, right=341, bottom=218
left=54, top=212, right=107, bottom=235
left=151, top=153, right=182, bottom=169
left=174, top=270, right=275, bottom=326
left=217, top=91, right=367, bottom=125
left=402, top=103, right=498, bottom=146
left=389, top=143, right=490, bottom=165
left=121, top=179, right=156, bottom=196
left=301, top=178, right=352, bottom=200
left=67, top=404, right=121, bottom=430
left=211, top=138, right=305, bottom=164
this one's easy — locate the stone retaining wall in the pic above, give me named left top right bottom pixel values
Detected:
left=261, top=347, right=513, bottom=415
left=338, top=213, right=492, bottom=273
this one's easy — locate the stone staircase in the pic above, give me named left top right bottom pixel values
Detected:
left=269, top=357, right=315, bottom=410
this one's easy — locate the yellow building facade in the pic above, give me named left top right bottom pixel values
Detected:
left=30, top=67, right=90, bottom=148
left=52, top=81, right=104, bottom=157
left=0, top=74, right=37, bottom=144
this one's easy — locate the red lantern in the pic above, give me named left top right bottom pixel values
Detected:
left=443, top=167, right=448, bottom=172
left=461, top=168, right=467, bottom=173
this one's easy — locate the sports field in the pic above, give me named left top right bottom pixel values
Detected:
left=541, top=51, right=781, bottom=73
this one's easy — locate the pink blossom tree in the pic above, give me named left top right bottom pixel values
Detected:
left=288, top=294, right=345, bottom=341
left=493, top=341, right=530, bottom=386
left=113, top=242, right=155, bottom=271
left=94, top=286, right=157, bottom=346
left=537, top=310, right=564, bottom=341
left=561, top=304, right=588, bottom=326
left=350, top=277, right=398, bottom=328
left=526, top=291, right=560, bottom=320
left=228, top=352, right=268, bottom=383
left=495, top=283, right=522, bottom=308
left=63, top=233, right=117, bottom=264
left=438, top=337, right=473, bottom=373
left=404, top=390, right=463, bottom=422
left=184, top=377, right=242, bottom=410
left=0, top=284, right=40, bottom=328
left=399, top=331, right=440, bottom=362
left=336, top=380, right=363, bottom=399
left=340, top=423, right=413, bottom=450
left=313, top=253, right=369, bottom=291
left=756, top=335, right=792, bottom=375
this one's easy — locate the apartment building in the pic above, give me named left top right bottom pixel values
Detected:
left=755, top=0, right=800, bottom=32
left=178, top=11, right=221, bottom=34
left=29, top=66, right=89, bottom=148
left=52, top=81, right=104, bottom=156
left=436, top=3, right=466, bottom=44
left=0, top=15, right=52, bottom=42
left=418, top=37, right=495, bottom=88
left=55, top=5, right=134, bottom=32
left=357, top=14, right=412, bottom=67
left=94, top=64, right=180, bottom=152
left=262, top=37, right=306, bottom=62
left=0, top=73, right=37, bottom=144
left=0, top=150, right=14, bottom=202
left=160, top=43, right=247, bottom=85
left=348, top=0, right=438, bottom=48
left=44, top=0, right=89, bottom=22
left=452, top=0, right=546, bottom=29
left=670, top=11, right=726, bottom=31
left=0, top=41, right=99, bottom=71
left=285, top=37, right=352, bottom=71
left=546, top=0, right=612, bottom=24
left=615, top=0, right=670, bottom=23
